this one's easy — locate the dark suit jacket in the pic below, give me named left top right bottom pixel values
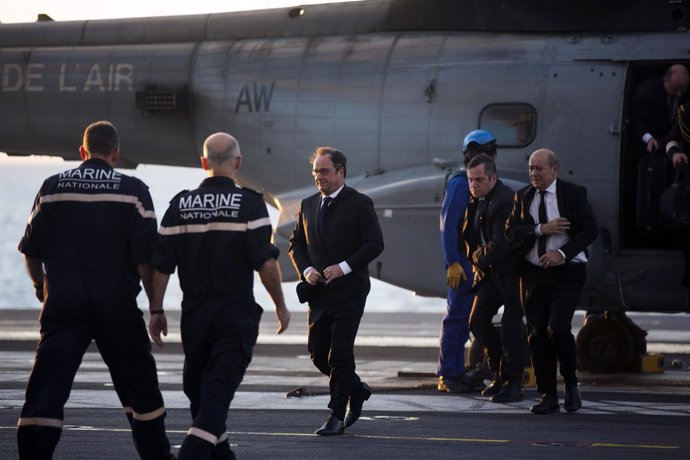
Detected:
left=632, top=75, right=687, bottom=145
left=462, top=180, right=519, bottom=284
left=506, top=178, right=598, bottom=262
left=288, top=185, right=384, bottom=303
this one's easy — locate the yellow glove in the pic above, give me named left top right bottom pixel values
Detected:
left=446, top=262, right=467, bottom=289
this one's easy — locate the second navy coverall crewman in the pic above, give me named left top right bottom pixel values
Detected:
left=17, top=121, right=171, bottom=459
left=150, top=132, right=291, bottom=460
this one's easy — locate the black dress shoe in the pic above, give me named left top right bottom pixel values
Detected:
left=315, top=415, right=345, bottom=436
left=344, top=382, right=372, bottom=427
left=529, top=393, right=560, bottom=414
left=481, top=378, right=503, bottom=397
left=564, top=384, right=582, bottom=412
left=489, top=382, right=525, bottom=403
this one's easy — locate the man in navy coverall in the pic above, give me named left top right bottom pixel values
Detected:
left=17, top=120, right=171, bottom=459
left=149, top=132, right=291, bottom=460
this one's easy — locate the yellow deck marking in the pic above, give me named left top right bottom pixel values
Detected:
left=0, top=426, right=681, bottom=450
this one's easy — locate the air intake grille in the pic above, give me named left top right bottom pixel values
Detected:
left=140, top=90, right=175, bottom=111
left=135, top=87, right=188, bottom=112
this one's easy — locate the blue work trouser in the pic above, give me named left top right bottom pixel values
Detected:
left=437, top=267, right=474, bottom=378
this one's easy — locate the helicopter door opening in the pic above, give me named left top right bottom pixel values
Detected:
left=621, top=62, right=689, bottom=251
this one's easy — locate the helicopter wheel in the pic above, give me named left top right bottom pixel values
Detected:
left=576, top=318, right=634, bottom=372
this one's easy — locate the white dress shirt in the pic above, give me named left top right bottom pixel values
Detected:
left=525, top=180, right=587, bottom=267
left=303, top=185, right=352, bottom=278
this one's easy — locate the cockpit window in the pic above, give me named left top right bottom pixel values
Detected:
left=479, top=103, right=536, bottom=148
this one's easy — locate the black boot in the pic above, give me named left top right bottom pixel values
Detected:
left=490, top=381, right=525, bottom=403
left=481, top=373, right=503, bottom=397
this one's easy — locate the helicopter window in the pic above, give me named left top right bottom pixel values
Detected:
left=479, top=103, right=536, bottom=147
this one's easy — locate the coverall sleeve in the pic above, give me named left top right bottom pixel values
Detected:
left=245, top=198, right=279, bottom=271
left=440, top=175, right=469, bottom=267
left=18, top=186, right=45, bottom=259
left=150, top=199, right=181, bottom=275
left=129, top=180, right=158, bottom=266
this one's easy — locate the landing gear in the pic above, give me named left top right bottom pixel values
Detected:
left=576, top=312, right=648, bottom=372
left=472, top=313, right=651, bottom=373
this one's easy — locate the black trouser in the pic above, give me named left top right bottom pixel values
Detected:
left=681, top=162, right=690, bottom=287
left=17, top=270, right=170, bottom=460
left=308, top=292, right=366, bottom=420
left=469, top=270, right=527, bottom=383
left=522, top=262, right=586, bottom=398
left=179, top=298, right=260, bottom=460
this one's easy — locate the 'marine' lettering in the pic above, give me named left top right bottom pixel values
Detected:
left=56, top=167, right=123, bottom=190
left=179, top=193, right=242, bottom=211
left=59, top=168, right=122, bottom=181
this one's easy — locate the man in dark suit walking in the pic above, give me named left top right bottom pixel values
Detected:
left=289, top=147, right=384, bottom=436
left=463, top=154, right=527, bottom=403
left=506, top=149, right=598, bottom=414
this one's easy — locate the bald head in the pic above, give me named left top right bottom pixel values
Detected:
left=203, top=132, right=241, bottom=167
left=664, top=64, right=689, bottom=99
left=530, top=148, right=559, bottom=167
left=528, top=148, right=560, bottom=191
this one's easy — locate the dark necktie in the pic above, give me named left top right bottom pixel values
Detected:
left=317, top=196, right=333, bottom=236
left=537, top=190, right=548, bottom=257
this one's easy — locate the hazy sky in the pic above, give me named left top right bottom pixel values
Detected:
left=1, top=0, right=362, bottom=23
